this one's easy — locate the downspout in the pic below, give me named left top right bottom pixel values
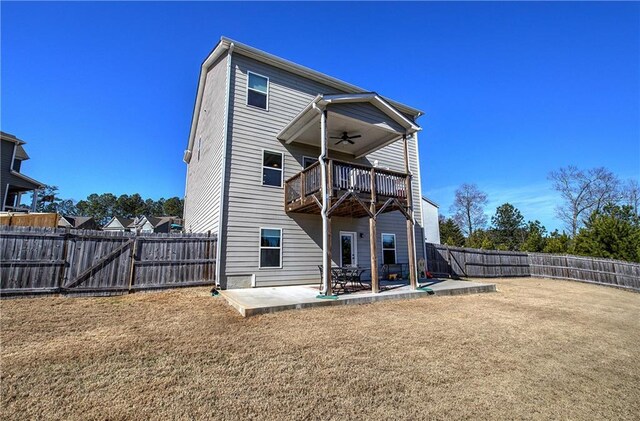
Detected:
left=215, top=42, right=235, bottom=288
left=412, top=131, right=428, bottom=277
left=318, top=105, right=330, bottom=295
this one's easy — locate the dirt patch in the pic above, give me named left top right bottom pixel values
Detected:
left=2, top=278, right=639, bottom=420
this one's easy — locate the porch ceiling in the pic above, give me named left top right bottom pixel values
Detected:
left=277, top=93, right=421, bottom=159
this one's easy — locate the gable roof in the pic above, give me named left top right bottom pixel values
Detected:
left=185, top=37, right=424, bottom=161
left=104, top=216, right=134, bottom=229
left=278, top=93, right=421, bottom=143
left=59, top=215, right=98, bottom=229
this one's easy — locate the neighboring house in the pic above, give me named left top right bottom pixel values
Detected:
left=183, top=37, right=425, bottom=293
left=1, top=131, right=45, bottom=212
left=134, top=216, right=182, bottom=233
left=421, top=197, right=441, bottom=244
left=58, top=215, right=101, bottom=230
left=103, top=216, right=134, bottom=232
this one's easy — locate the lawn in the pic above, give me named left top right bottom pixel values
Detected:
left=1, top=278, right=639, bottom=420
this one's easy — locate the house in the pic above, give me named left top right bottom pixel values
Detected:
left=421, top=197, right=441, bottom=244
left=134, top=216, right=182, bottom=233
left=102, top=216, right=134, bottom=232
left=1, top=131, right=45, bottom=212
left=183, top=37, right=425, bottom=294
left=58, top=215, right=101, bottom=230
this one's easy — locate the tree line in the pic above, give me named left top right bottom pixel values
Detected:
left=439, top=166, right=640, bottom=263
left=34, top=186, right=184, bottom=226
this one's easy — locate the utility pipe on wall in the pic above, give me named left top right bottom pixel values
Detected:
left=319, top=107, right=331, bottom=295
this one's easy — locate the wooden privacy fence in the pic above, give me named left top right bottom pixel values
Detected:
left=528, top=253, right=640, bottom=291
left=425, top=243, right=640, bottom=291
left=1, top=226, right=217, bottom=296
left=425, top=243, right=530, bottom=278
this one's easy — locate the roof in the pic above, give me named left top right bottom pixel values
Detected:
left=0, top=131, right=25, bottom=145
left=422, top=196, right=440, bottom=208
left=104, top=216, right=134, bottom=229
left=59, top=215, right=97, bottom=229
left=14, top=144, right=30, bottom=160
left=10, top=170, right=45, bottom=188
left=278, top=93, right=421, bottom=140
left=185, top=37, right=424, bottom=159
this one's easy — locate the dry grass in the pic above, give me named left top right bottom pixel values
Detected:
left=1, top=278, right=639, bottom=420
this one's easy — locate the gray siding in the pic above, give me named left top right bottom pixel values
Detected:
left=184, top=53, right=229, bottom=234
left=219, top=53, right=425, bottom=287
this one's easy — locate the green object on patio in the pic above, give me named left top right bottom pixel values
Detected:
left=316, top=294, right=339, bottom=300
left=417, top=286, right=433, bottom=292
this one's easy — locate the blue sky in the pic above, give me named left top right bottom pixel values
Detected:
left=2, top=1, right=639, bottom=231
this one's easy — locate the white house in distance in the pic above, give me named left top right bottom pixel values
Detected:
left=421, top=196, right=440, bottom=244
left=182, top=37, right=426, bottom=294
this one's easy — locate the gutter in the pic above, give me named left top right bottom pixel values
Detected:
left=215, top=43, right=235, bottom=287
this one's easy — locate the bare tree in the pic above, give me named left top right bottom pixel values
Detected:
left=548, top=166, right=620, bottom=237
left=621, top=179, right=640, bottom=215
left=450, top=183, right=488, bottom=237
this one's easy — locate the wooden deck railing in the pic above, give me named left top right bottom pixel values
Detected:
left=285, top=159, right=407, bottom=206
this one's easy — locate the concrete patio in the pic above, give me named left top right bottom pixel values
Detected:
left=220, top=279, right=496, bottom=317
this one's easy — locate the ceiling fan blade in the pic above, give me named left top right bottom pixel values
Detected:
left=348, top=135, right=362, bottom=139
left=334, top=140, right=343, bottom=145
left=347, top=139, right=355, bottom=144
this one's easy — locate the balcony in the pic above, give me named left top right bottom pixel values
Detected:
left=285, top=159, right=409, bottom=218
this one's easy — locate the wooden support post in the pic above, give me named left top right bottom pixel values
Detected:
left=127, top=234, right=139, bottom=292
left=57, top=227, right=71, bottom=289
left=369, top=167, right=379, bottom=293
left=403, top=134, right=418, bottom=289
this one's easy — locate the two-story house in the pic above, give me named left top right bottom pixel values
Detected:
left=1, top=131, right=45, bottom=212
left=183, top=37, right=425, bottom=295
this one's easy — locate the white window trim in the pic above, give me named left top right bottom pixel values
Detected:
left=302, top=155, right=318, bottom=169
left=246, top=71, right=269, bottom=111
left=339, top=231, right=358, bottom=267
left=261, top=149, right=284, bottom=188
left=381, top=233, right=397, bottom=265
left=258, top=227, right=283, bottom=269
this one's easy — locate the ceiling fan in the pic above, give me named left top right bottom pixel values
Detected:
left=330, top=131, right=361, bottom=145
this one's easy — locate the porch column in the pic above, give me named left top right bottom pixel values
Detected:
left=369, top=168, right=379, bottom=293
left=403, top=134, right=418, bottom=289
left=320, top=109, right=333, bottom=296
left=31, top=189, right=39, bottom=212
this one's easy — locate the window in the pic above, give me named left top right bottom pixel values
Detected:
left=197, top=138, right=202, bottom=161
left=259, top=228, right=282, bottom=268
left=382, top=233, right=396, bottom=264
left=247, top=72, right=268, bottom=109
left=303, top=156, right=317, bottom=168
left=262, top=150, right=283, bottom=187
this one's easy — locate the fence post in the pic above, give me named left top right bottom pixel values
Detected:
left=128, top=233, right=139, bottom=292
left=205, top=230, right=211, bottom=282
left=57, top=227, right=71, bottom=291
left=446, top=245, right=453, bottom=278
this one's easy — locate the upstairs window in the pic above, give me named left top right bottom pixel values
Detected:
left=262, top=150, right=283, bottom=187
left=247, top=72, right=269, bottom=110
left=382, top=233, right=397, bottom=265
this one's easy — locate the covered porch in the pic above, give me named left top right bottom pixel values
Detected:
left=277, top=93, right=422, bottom=296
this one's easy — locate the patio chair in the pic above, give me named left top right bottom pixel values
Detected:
left=317, top=265, right=348, bottom=293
